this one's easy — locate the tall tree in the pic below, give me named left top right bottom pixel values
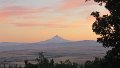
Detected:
left=88, top=0, right=120, bottom=67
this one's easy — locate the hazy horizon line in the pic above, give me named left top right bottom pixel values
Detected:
left=0, top=39, right=96, bottom=43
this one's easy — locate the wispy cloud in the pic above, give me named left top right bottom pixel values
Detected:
left=57, top=0, right=97, bottom=11
left=9, top=22, right=80, bottom=28
left=0, top=6, right=49, bottom=20
left=58, top=0, right=87, bottom=11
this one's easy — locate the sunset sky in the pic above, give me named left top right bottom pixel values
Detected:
left=0, top=0, right=109, bottom=42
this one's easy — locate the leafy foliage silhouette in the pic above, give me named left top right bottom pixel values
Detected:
left=84, top=0, right=120, bottom=68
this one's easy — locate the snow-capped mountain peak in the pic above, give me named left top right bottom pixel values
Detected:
left=41, top=35, right=70, bottom=44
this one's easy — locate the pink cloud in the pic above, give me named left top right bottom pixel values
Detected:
left=0, top=6, right=30, bottom=16
left=58, top=0, right=96, bottom=10
left=0, top=6, right=49, bottom=20
left=59, top=0, right=84, bottom=10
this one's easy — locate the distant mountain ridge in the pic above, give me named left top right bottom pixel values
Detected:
left=0, top=35, right=102, bottom=51
left=0, top=35, right=100, bottom=47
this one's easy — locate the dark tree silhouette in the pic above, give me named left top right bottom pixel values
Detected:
left=87, top=0, right=120, bottom=67
left=24, top=52, right=79, bottom=68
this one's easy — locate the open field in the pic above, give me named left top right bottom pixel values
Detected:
left=0, top=45, right=108, bottom=64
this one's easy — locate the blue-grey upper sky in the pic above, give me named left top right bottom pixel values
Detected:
left=0, top=0, right=63, bottom=8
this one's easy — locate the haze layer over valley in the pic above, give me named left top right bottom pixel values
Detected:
left=0, top=35, right=108, bottom=64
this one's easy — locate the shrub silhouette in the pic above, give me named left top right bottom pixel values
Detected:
left=24, top=52, right=79, bottom=68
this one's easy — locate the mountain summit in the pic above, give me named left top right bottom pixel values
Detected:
left=41, top=35, right=71, bottom=44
